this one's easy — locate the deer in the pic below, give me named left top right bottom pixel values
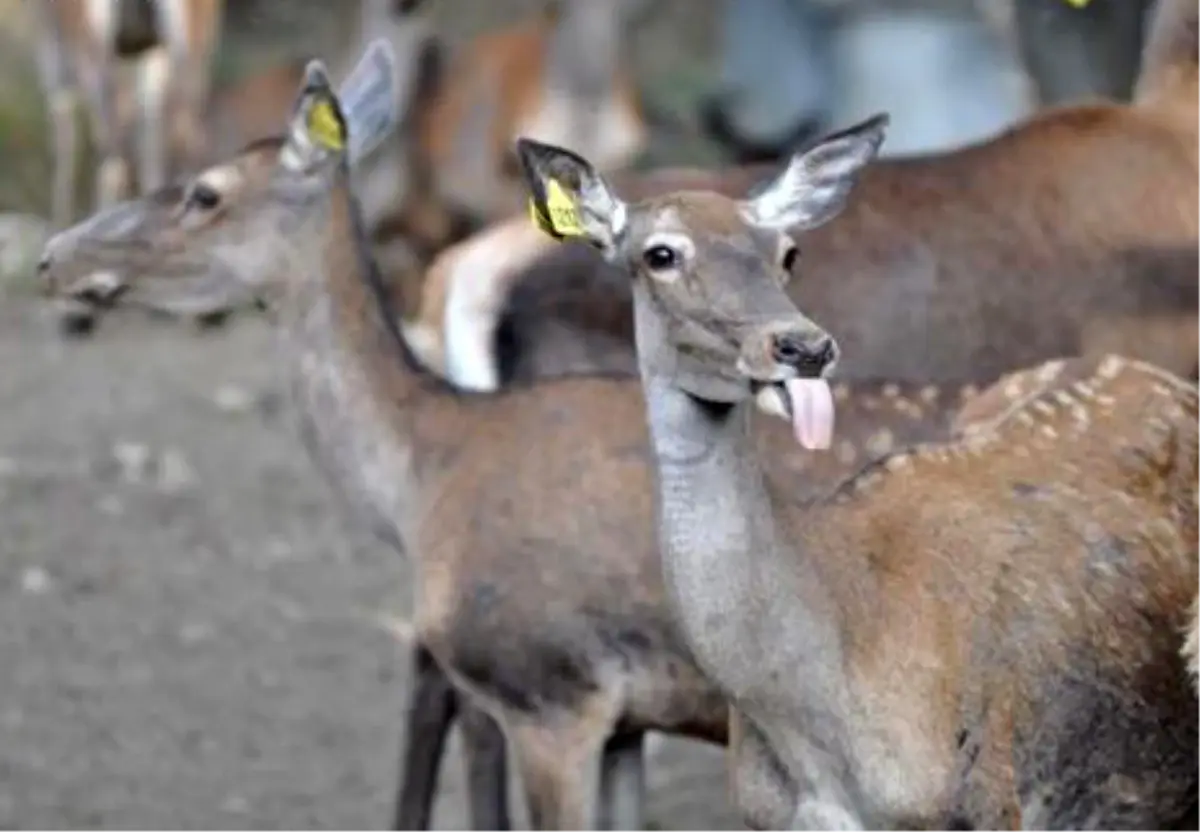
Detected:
left=31, top=0, right=224, bottom=230
left=515, top=108, right=1198, bottom=828
left=33, top=39, right=1122, bottom=830
left=409, top=0, right=1197, bottom=397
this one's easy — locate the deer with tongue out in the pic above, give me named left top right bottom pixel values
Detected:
left=518, top=111, right=1199, bottom=829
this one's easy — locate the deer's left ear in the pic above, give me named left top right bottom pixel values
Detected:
left=282, top=60, right=349, bottom=173
left=516, top=137, right=627, bottom=256
left=741, top=113, right=889, bottom=232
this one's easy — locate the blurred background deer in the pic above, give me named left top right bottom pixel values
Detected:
left=0, top=0, right=1195, bottom=829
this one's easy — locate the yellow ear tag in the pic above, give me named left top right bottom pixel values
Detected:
left=528, top=179, right=586, bottom=239
left=308, top=98, right=346, bottom=151
left=1064, top=0, right=1091, bottom=8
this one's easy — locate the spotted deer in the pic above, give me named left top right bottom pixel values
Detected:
left=33, top=40, right=1102, bottom=830
left=414, top=0, right=1197, bottom=396
left=516, top=116, right=1197, bottom=827
left=31, top=0, right=224, bottom=229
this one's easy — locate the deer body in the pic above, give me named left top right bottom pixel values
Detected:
left=32, top=0, right=223, bottom=228
left=516, top=105, right=1197, bottom=828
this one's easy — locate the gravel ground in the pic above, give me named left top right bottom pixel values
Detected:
left=0, top=300, right=736, bottom=830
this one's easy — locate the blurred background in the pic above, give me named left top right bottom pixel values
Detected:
left=0, top=0, right=1160, bottom=828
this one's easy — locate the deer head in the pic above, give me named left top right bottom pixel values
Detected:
left=38, top=40, right=404, bottom=318
left=516, top=114, right=888, bottom=448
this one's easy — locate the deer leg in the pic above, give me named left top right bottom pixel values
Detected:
left=79, top=55, right=130, bottom=208
left=596, top=730, right=646, bottom=831
left=152, top=0, right=217, bottom=178
left=47, top=90, right=80, bottom=228
left=508, top=703, right=614, bottom=830
left=393, top=643, right=458, bottom=830
left=458, top=702, right=512, bottom=830
left=135, top=46, right=172, bottom=194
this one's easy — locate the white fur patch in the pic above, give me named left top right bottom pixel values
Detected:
left=1180, top=593, right=1200, bottom=696
left=442, top=222, right=556, bottom=392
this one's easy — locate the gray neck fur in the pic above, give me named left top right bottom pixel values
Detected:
left=631, top=279, right=861, bottom=822
left=270, top=185, right=420, bottom=559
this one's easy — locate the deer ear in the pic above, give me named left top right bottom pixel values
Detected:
left=282, top=60, right=349, bottom=172
left=741, top=113, right=889, bottom=232
left=516, top=137, right=627, bottom=255
left=337, top=39, right=402, bottom=166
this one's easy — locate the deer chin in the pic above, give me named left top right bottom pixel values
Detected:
left=753, top=378, right=835, bottom=451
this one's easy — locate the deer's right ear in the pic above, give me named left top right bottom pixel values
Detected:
left=516, top=137, right=627, bottom=256
left=337, top=39, right=402, bottom=167
left=741, top=113, right=889, bottom=232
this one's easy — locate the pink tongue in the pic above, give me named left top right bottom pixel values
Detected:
left=785, top=378, right=835, bottom=450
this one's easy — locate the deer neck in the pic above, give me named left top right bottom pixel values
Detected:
left=631, top=284, right=846, bottom=715
left=271, top=182, right=430, bottom=552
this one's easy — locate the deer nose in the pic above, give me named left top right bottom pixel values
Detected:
left=771, top=331, right=837, bottom=376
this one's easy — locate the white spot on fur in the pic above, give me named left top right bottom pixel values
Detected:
left=1036, top=359, right=1065, bottom=383
left=1176, top=593, right=1200, bottom=696
left=1098, top=355, right=1125, bottom=379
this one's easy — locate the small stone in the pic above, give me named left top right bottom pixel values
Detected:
left=212, top=385, right=255, bottom=415
left=156, top=448, right=196, bottom=493
left=97, top=495, right=124, bottom=516
left=178, top=622, right=214, bottom=645
left=220, top=794, right=250, bottom=815
left=19, top=567, right=51, bottom=595
left=112, top=441, right=152, bottom=483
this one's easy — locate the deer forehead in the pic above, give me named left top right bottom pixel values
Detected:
left=638, top=195, right=777, bottom=243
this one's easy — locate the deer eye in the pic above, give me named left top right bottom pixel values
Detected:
left=188, top=183, right=222, bottom=211
left=643, top=244, right=680, bottom=271
left=781, top=243, right=799, bottom=273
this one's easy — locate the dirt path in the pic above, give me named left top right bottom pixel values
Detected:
left=0, top=300, right=735, bottom=829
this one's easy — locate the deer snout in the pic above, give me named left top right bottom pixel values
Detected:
left=770, top=330, right=839, bottom=378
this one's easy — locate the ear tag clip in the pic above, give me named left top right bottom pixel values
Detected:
left=528, top=179, right=586, bottom=239
left=308, top=99, right=346, bottom=151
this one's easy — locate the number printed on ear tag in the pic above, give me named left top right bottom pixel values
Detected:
left=543, top=180, right=585, bottom=237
